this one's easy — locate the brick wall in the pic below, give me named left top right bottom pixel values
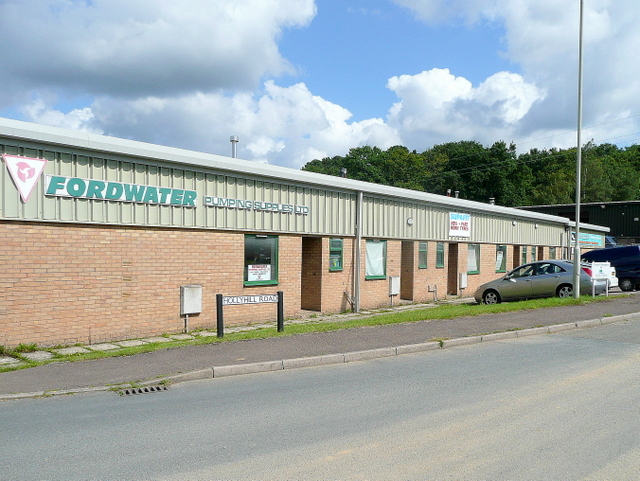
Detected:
left=0, top=221, right=302, bottom=347
left=466, top=244, right=494, bottom=294
left=406, top=241, right=449, bottom=302
left=537, top=245, right=546, bottom=260
left=0, top=219, right=557, bottom=347
left=358, top=239, right=402, bottom=309
left=512, top=245, right=521, bottom=269
left=321, top=237, right=355, bottom=313
left=465, top=244, right=520, bottom=295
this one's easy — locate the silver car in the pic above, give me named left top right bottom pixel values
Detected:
left=474, top=259, right=605, bottom=304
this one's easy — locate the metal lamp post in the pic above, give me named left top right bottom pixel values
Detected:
left=573, top=0, right=584, bottom=298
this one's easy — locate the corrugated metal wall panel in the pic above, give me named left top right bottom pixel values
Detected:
left=1, top=132, right=594, bottom=247
left=1, top=140, right=359, bottom=236
left=360, top=197, right=568, bottom=246
left=469, top=213, right=564, bottom=246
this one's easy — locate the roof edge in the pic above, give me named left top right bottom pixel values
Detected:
left=0, top=117, right=599, bottom=228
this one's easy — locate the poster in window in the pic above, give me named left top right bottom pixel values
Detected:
left=365, top=241, right=386, bottom=277
left=248, top=264, right=271, bottom=282
left=495, top=250, right=504, bottom=271
left=467, top=246, right=477, bottom=272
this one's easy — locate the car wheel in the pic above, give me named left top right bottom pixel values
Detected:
left=557, top=284, right=573, bottom=298
left=619, top=278, right=635, bottom=292
left=482, top=290, right=501, bottom=305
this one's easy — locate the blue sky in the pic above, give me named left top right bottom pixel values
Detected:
left=0, top=0, right=638, bottom=169
left=279, top=1, right=514, bottom=122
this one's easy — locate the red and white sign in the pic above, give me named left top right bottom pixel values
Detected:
left=3, top=154, right=48, bottom=203
left=247, top=264, right=271, bottom=282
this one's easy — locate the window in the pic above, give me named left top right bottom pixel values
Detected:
left=521, top=246, right=527, bottom=265
left=467, top=244, right=480, bottom=274
left=531, top=246, right=537, bottom=261
left=436, top=242, right=445, bottom=268
left=549, top=246, right=557, bottom=259
left=329, top=238, right=343, bottom=271
left=365, top=240, right=387, bottom=279
left=536, top=262, right=563, bottom=275
left=495, top=245, right=507, bottom=272
left=509, top=263, right=535, bottom=278
left=244, top=235, right=278, bottom=285
left=511, top=262, right=563, bottom=279
left=418, top=242, right=428, bottom=268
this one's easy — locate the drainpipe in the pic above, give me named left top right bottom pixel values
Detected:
left=353, top=190, right=363, bottom=312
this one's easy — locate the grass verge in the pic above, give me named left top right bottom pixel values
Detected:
left=0, top=294, right=622, bottom=372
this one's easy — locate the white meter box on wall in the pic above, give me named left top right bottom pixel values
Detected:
left=180, top=285, right=202, bottom=315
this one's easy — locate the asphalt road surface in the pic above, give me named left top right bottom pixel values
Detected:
left=1, top=319, right=639, bottom=480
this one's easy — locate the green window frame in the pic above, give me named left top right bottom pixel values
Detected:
left=531, top=245, right=537, bottom=261
left=521, top=246, right=527, bottom=265
left=329, top=238, right=343, bottom=271
left=365, top=239, right=387, bottom=280
left=418, top=242, right=428, bottom=269
left=244, top=234, right=279, bottom=286
left=495, top=245, right=507, bottom=273
left=549, top=246, right=557, bottom=260
left=436, top=242, right=445, bottom=268
left=467, top=244, right=481, bottom=274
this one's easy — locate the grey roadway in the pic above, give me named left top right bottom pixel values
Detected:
left=2, top=314, right=640, bottom=480
left=1, top=294, right=640, bottom=399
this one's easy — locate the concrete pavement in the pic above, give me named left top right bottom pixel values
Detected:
left=1, top=294, right=640, bottom=401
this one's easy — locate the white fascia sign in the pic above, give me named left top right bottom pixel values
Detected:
left=44, top=175, right=198, bottom=207
left=203, top=196, right=309, bottom=215
left=571, top=232, right=604, bottom=248
left=2, top=154, right=49, bottom=203
left=449, top=212, right=471, bottom=238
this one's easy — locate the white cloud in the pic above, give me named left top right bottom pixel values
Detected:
left=23, top=81, right=400, bottom=168
left=388, top=69, right=473, bottom=112
left=0, top=0, right=316, bottom=100
left=473, top=72, right=544, bottom=123
left=4, top=0, right=640, bottom=170
left=394, top=0, right=640, bottom=148
left=393, top=0, right=640, bottom=152
left=386, top=68, right=545, bottom=146
left=21, top=98, right=101, bottom=134
left=391, top=0, right=497, bottom=24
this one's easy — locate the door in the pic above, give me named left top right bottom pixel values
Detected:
left=301, top=237, right=322, bottom=311
left=400, top=241, right=414, bottom=300
left=447, top=243, right=458, bottom=295
left=512, top=246, right=521, bottom=269
left=499, top=263, right=535, bottom=299
left=529, top=262, right=562, bottom=297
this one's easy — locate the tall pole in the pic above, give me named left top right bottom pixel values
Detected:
left=573, top=0, right=584, bottom=298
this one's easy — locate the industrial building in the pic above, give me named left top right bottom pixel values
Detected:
left=520, top=202, right=640, bottom=245
left=0, top=118, right=608, bottom=347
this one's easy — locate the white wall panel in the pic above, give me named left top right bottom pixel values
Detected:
left=1, top=122, right=605, bottom=248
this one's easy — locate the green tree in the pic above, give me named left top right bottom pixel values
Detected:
left=588, top=143, right=640, bottom=201
left=522, top=147, right=576, bottom=205
left=422, top=140, right=528, bottom=206
left=301, top=141, right=640, bottom=207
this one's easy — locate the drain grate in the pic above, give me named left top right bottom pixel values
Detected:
left=118, top=385, right=169, bottom=396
